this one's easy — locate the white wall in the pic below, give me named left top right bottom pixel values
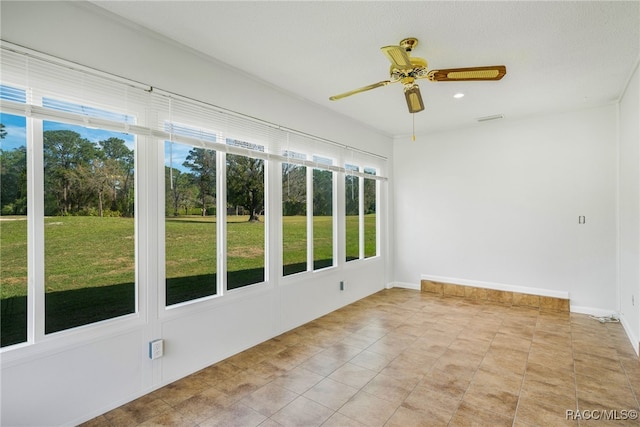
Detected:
left=0, top=2, right=394, bottom=426
left=393, top=105, right=618, bottom=312
left=618, top=61, right=640, bottom=353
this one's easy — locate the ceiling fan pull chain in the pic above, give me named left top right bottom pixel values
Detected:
left=412, top=113, right=416, bottom=142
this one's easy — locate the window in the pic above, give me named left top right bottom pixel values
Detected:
left=165, top=135, right=217, bottom=305
left=345, top=164, right=360, bottom=262
left=364, top=167, right=377, bottom=258
left=226, top=140, right=265, bottom=289
left=0, top=45, right=388, bottom=349
left=1, top=85, right=27, bottom=347
left=313, top=156, right=333, bottom=270
left=282, top=152, right=307, bottom=276
left=43, top=99, right=136, bottom=333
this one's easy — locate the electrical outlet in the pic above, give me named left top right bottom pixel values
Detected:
left=632, top=295, right=635, bottom=306
left=149, top=339, right=164, bottom=359
left=340, top=280, right=345, bottom=291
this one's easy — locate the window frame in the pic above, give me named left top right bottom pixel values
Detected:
left=0, top=45, right=388, bottom=353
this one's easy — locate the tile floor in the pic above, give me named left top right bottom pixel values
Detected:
left=83, top=288, right=640, bottom=426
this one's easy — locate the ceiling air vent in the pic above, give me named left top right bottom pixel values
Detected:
left=477, top=114, right=504, bottom=122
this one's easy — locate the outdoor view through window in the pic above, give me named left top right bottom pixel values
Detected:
left=43, top=99, right=136, bottom=335
left=165, top=136, right=218, bottom=305
left=282, top=152, right=307, bottom=276
left=0, top=84, right=380, bottom=347
left=1, top=86, right=27, bottom=346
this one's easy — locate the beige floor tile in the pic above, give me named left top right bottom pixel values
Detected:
left=524, top=360, right=575, bottom=387
left=514, top=395, right=578, bottom=426
left=338, top=391, right=400, bottom=427
left=214, top=370, right=271, bottom=400
left=519, top=378, right=576, bottom=410
left=448, top=336, right=492, bottom=357
left=246, top=360, right=288, bottom=380
left=461, top=386, right=519, bottom=419
left=258, top=419, right=284, bottom=427
left=199, top=402, right=267, bottom=427
left=406, top=339, right=449, bottom=359
left=303, top=377, right=359, bottom=410
left=173, top=387, right=236, bottom=424
left=149, top=375, right=210, bottom=407
left=320, top=412, right=367, bottom=426
left=270, top=396, right=334, bottom=427
left=78, top=415, right=111, bottom=427
left=137, top=409, right=198, bottom=427
left=340, top=332, right=381, bottom=349
left=328, top=362, right=378, bottom=389
left=268, top=366, right=324, bottom=394
left=449, top=401, right=514, bottom=426
left=298, top=352, right=346, bottom=376
left=469, top=366, right=524, bottom=396
left=83, top=289, right=640, bottom=427
left=193, top=360, right=245, bottom=386
left=384, top=405, right=449, bottom=427
left=402, top=383, right=461, bottom=416
left=361, top=373, right=417, bottom=404
left=240, top=382, right=299, bottom=417
left=104, top=395, right=173, bottom=426
left=349, top=349, right=393, bottom=372
left=480, top=348, right=528, bottom=376
left=382, top=351, right=436, bottom=377
left=492, top=334, right=529, bottom=354
left=420, top=369, right=472, bottom=400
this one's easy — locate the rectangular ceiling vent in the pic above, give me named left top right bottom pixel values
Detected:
left=477, top=114, right=504, bottom=122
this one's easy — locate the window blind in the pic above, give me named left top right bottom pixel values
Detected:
left=0, top=41, right=387, bottom=180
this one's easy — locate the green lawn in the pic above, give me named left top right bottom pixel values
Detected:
left=0, top=214, right=376, bottom=345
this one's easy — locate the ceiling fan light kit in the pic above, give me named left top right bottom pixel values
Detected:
left=404, top=83, right=424, bottom=113
left=329, top=37, right=507, bottom=115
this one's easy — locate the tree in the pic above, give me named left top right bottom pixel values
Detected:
left=0, top=147, right=27, bottom=215
left=227, top=154, right=264, bottom=222
left=98, top=137, right=134, bottom=216
left=43, top=130, right=97, bottom=215
left=363, top=176, right=376, bottom=214
left=0, top=123, right=6, bottom=140
left=165, top=167, right=197, bottom=216
left=282, top=163, right=306, bottom=216
left=183, top=148, right=216, bottom=216
left=313, top=169, right=332, bottom=216
left=345, top=175, right=359, bottom=216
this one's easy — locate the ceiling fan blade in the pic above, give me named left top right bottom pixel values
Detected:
left=404, top=84, right=424, bottom=113
left=427, top=65, right=507, bottom=82
left=380, top=45, right=413, bottom=69
left=329, top=80, right=391, bottom=101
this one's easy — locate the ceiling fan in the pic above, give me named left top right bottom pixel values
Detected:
left=329, top=37, right=506, bottom=114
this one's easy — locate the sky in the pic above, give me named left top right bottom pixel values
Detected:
left=0, top=113, right=26, bottom=151
left=0, top=112, right=135, bottom=151
left=0, top=85, right=366, bottom=174
left=0, top=111, right=194, bottom=174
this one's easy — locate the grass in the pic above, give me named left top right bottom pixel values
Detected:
left=0, top=214, right=376, bottom=345
left=165, top=216, right=217, bottom=303
left=282, top=215, right=307, bottom=275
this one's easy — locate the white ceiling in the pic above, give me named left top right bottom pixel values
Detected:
left=90, top=1, right=639, bottom=138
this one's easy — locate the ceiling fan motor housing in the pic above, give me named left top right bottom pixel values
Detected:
left=400, top=37, right=419, bottom=52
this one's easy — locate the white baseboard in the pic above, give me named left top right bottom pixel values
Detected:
left=619, top=313, right=640, bottom=357
left=391, top=281, right=420, bottom=290
left=420, top=274, right=570, bottom=299
left=569, top=305, right=617, bottom=317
